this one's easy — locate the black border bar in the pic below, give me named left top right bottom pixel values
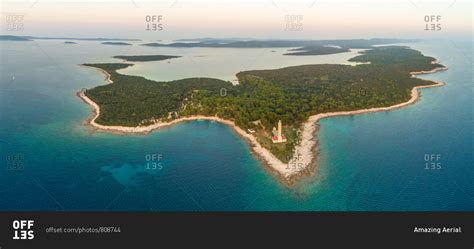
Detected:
left=0, top=212, right=473, bottom=248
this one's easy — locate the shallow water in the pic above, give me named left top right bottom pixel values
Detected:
left=118, top=46, right=364, bottom=82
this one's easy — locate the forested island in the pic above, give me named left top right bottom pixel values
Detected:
left=81, top=46, right=445, bottom=165
left=101, top=42, right=132, bottom=46
left=142, top=38, right=414, bottom=56
left=0, top=35, right=32, bottom=41
left=113, top=55, right=181, bottom=62
left=0, top=35, right=139, bottom=41
left=284, top=46, right=350, bottom=55
left=141, top=38, right=412, bottom=48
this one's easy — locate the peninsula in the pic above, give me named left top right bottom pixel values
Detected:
left=78, top=46, right=447, bottom=186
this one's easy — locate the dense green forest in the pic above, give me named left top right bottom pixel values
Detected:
left=84, top=46, right=443, bottom=162
left=113, top=55, right=181, bottom=62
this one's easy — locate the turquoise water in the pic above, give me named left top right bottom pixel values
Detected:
left=0, top=39, right=472, bottom=211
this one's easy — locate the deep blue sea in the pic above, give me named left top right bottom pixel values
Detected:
left=0, top=39, right=472, bottom=211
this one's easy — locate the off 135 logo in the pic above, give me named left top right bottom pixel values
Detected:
left=145, top=15, right=163, bottom=31
left=424, top=154, right=442, bottom=170
left=424, top=15, right=442, bottom=31
left=12, top=220, right=34, bottom=240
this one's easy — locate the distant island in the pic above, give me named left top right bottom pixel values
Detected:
left=0, top=35, right=31, bottom=41
left=113, top=55, right=181, bottom=62
left=174, top=37, right=254, bottom=43
left=78, top=45, right=446, bottom=186
left=64, top=41, right=77, bottom=44
left=101, top=42, right=132, bottom=46
left=284, top=46, right=350, bottom=56
left=142, top=38, right=414, bottom=56
left=0, top=35, right=140, bottom=41
left=142, top=38, right=413, bottom=48
left=141, top=38, right=416, bottom=55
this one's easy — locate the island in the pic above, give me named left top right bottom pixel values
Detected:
left=27, top=36, right=140, bottom=41
left=78, top=46, right=447, bottom=186
left=0, top=35, right=31, bottom=41
left=141, top=38, right=413, bottom=48
left=284, top=45, right=350, bottom=56
left=0, top=35, right=140, bottom=41
left=141, top=38, right=415, bottom=56
left=174, top=37, right=254, bottom=43
left=113, top=55, right=181, bottom=62
left=101, top=42, right=132, bottom=46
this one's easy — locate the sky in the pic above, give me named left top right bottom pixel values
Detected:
left=0, top=0, right=472, bottom=40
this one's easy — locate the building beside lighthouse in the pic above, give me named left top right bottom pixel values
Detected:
left=272, top=120, right=287, bottom=143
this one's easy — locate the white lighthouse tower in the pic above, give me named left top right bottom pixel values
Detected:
left=272, top=120, right=287, bottom=143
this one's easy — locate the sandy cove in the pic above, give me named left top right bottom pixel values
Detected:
left=78, top=63, right=447, bottom=187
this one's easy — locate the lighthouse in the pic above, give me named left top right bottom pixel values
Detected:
left=272, top=120, right=287, bottom=143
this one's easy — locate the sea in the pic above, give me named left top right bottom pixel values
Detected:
left=0, top=39, right=472, bottom=211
